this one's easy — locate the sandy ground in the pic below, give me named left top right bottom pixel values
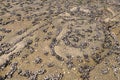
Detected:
left=0, top=0, right=120, bottom=80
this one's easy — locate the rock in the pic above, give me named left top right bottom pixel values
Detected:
left=37, top=69, right=46, bottom=75
left=66, top=59, right=74, bottom=69
left=101, top=68, right=109, bottom=74
left=44, top=73, right=63, bottom=80
left=34, top=57, right=42, bottom=64
left=26, top=39, right=33, bottom=45
left=18, top=69, right=22, bottom=75
left=91, top=53, right=102, bottom=64
left=0, top=76, right=4, bottom=80
left=29, top=73, right=38, bottom=80
left=56, top=55, right=64, bottom=61
left=44, top=52, right=49, bottom=56
left=21, top=70, right=32, bottom=78
left=5, top=62, right=18, bottom=79
left=47, top=62, right=54, bottom=68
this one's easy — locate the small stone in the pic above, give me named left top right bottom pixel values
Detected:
left=47, top=63, right=54, bottom=68
left=27, top=40, right=33, bottom=45
left=35, top=37, right=39, bottom=42
left=18, top=69, right=22, bottom=75
left=56, top=55, right=64, bottom=61
left=22, top=70, right=31, bottom=78
left=0, top=76, right=4, bottom=80
left=101, top=68, right=109, bottom=74
left=34, top=57, right=42, bottom=64
left=44, top=52, right=49, bottom=56
left=37, top=69, right=46, bottom=75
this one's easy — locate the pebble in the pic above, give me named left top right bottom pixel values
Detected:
left=26, top=39, right=33, bottom=45
left=29, top=73, right=38, bottom=80
left=16, top=28, right=28, bottom=35
left=115, top=56, right=120, bottom=65
left=0, top=28, right=12, bottom=33
left=101, top=68, right=109, bottom=74
left=83, top=54, right=89, bottom=62
left=76, top=56, right=83, bottom=63
left=66, top=59, right=74, bottom=69
left=78, top=65, right=94, bottom=80
left=56, top=55, right=64, bottom=61
left=34, top=37, right=40, bottom=42
left=47, top=62, right=54, bottom=68
left=0, top=35, right=4, bottom=41
left=34, top=57, right=42, bottom=64
left=37, top=69, right=46, bottom=75
left=44, top=73, right=64, bottom=80
left=21, top=70, right=32, bottom=78
left=0, top=76, right=4, bottom=80
left=17, top=69, right=22, bottom=75
left=44, top=52, right=49, bottom=56
left=27, top=46, right=35, bottom=53
left=5, top=62, right=18, bottom=79
left=91, top=53, right=102, bottom=64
